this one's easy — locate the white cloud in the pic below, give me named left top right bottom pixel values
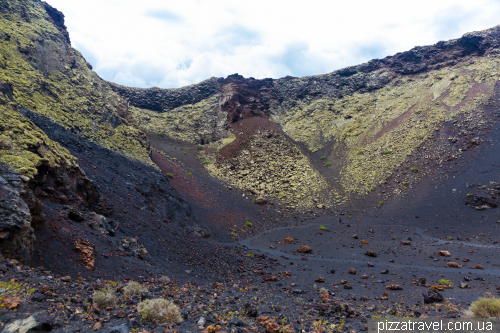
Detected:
left=47, top=0, right=500, bottom=88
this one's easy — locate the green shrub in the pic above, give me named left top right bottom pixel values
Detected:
left=466, top=193, right=472, bottom=197
left=384, top=150, right=393, bottom=155
left=402, top=181, right=409, bottom=185
left=0, top=281, right=35, bottom=304
left=166, top=173, right=174, bottom=178
left=202, top=161, right=210, bottom=165
left=411, top=167, right=419, bottom=173
left=245, top=222, right=253, bottom=227
left=446, top=236, right=453, bottom=240
left=469, top=296, right=500, bottom=318
left=319, top=225, right=327, bottom=230
left=93, top=287, right=117, bottom=308
left=379, top=201, right=384, bottom=205
left=403, top=165, right=409, bottom=169
left=215, top=150, right=220, bottom=153
left=184, top=152, right=187, bottom=155
left=137, top=299, right=183, bottom=323
left=123, top=281, right=148, bottom=297
left=320, top=156, right=326, bottom=160
left=247, top=253, right=254, bottom=257
left=439, top=279, right=452, bottom=286
left=324, top=162, right=332, bottom=167
left=356, top=149, right=364, bottom=155
left=187, top=172, right=193, bottom=177
left=320, top=288, right=328, bottom=295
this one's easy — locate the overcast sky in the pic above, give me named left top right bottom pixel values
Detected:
left=46, top=0, right=500, bottom=89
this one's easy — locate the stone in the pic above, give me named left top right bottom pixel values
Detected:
left=365, top=250, right=377, bottom=257
left=417, top=278, right=426, bottom=286
left=118, top=237, right=147, bottom=259
left=253, top=197, right=268, bottom=205
left=446, top=262, right=462, bottom=268
left=438, top=250, right=451, bottom=257
left=386, top=284, right=403, bottom=290
left=348, top=268, right=357, bottom=275
left=283, top=237, right=293, bottom=244
left=244, top=303, right=258, bottom=317
left=319, top=294, right=330, bottom=302
left=474, top=264, right=484, bottom=269
left=423, top=290, right=444, bottom=304
left=61, top=276, right=71, bottom=282
left=73, top=239, right=95, bottom=270
left=361, top=274, right=368, bottom=279
left=315, top=277, right=325, bottom=283
left=459, top=283, right=469, bottom=289
left=343, top=283, right=352, bottom=289
left=400, top=241, right=411, bottom=245
left=297, top=245, right=312, bottom=253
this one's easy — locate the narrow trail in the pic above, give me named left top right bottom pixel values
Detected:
left=209, top=222, right=500, bottom=276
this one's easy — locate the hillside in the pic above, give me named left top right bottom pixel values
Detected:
left=0, top=0, right=500, bottom=332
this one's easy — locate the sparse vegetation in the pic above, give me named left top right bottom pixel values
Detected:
left=93, top=287, right=117, bottom=308
left=439, top=279, right=452, bottom=286
left=320, top=288, right=328, bottom=295
left=379, top=201, right=384, bottom=205
left=356, top=149, right=364, bottom=155
left=384, top=150, right=393, bottom=155
left=247, top=253, right=254, bottom=257
left=466, top=193, right=472, bottom=197
left=0, top=281, right=35, bottom=304
left=319, top=225, right=327, bottom=230
left=188, top=172, right=193, bottom=177
left=469, top=296, right=500, bottom=318
left=161, top=276, right=171, bottom=284
left=196, top=145, right=203, bottom=151
left=123, top=281, right=148, bottom=297
left=320, top=156, right=326, bottom=160
left=166, top=173, right=174, bottom=178
left=411, top=167, right=419, bottom=173
left=403, top=181, right=409, bottom=185
left=137, top=298, right=183, bottom=323
left=202, top=161, right=210, bottom=165
left=215, top=150, right=220, bottom=153
left=404, top=165, right=409, bottom=169
left=447, top=236, right=453, bottom=240
left=245, top=222, right=253, bottom=227
left=324, top=162, right=332, bottom=167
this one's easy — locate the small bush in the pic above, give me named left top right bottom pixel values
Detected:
left=93, top=287, right=117, bottom=308
left=379, top=201, right=384, bottom=205
left=320, top=288, right=328, bottom=295
left=319, top=225, right=327, bottom=230
left=411, top=167, right=419, bottom=173
left=324, top=162, right=332, bottom=167
left=245, top=222, right=253, bottom=227
left=137, top=298, right=183, bottom=323
left=403, top=181, right=409, bottom=185
left=202, top=161, right=210, bottom=165
left=439, top=279, right=452, bottom=286
left=184, top=152, right=187, bottom=155
left=215, top=150, right=220, bottom=153
left=403, top=165, right=409, bottom=169
left=161, top=276, right=171, bottom=283
left=469, top=296, right=500, bottom=318
left=384, top=150, right=393, bottom=155
left=447, top=236, right=453, bottom=240
left=166, top=173, right=174, bottom=178
left=187, top=172, right=193, bottom=177
left=466, top=193, right=472, bottom=197
left=356, top=149, right=364, bottom=155
left=320, top=156, right=326, bottom=160
left=123, top=281, right=148, bottom=297
left=247, top=253, right=254, bottom=257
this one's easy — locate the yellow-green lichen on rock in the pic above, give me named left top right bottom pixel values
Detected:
left=0, top=103, right=78, bottom=177
left=130, top=94, right=231, bottom=146
left=204, top=130, right=343, bottom=209
left=273, top=56, right=500, bottom=194
left=0, top=0, right=152, bottom=165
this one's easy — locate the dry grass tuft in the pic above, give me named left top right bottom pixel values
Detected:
left=469, top=296, right=500, bottom=318
left=123, top=281, right=148, bottom=297
left=137, top=298, right=183, bottom=323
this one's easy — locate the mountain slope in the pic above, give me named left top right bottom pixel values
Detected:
left=113, top=27, right=500, bottom=207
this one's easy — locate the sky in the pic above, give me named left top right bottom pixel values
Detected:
left=46, top=0, right=500, bottom=89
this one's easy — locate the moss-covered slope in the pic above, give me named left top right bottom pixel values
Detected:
left=115, top=26, right=500, bottom=201
left=0, top=0, right=152, bottom=169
